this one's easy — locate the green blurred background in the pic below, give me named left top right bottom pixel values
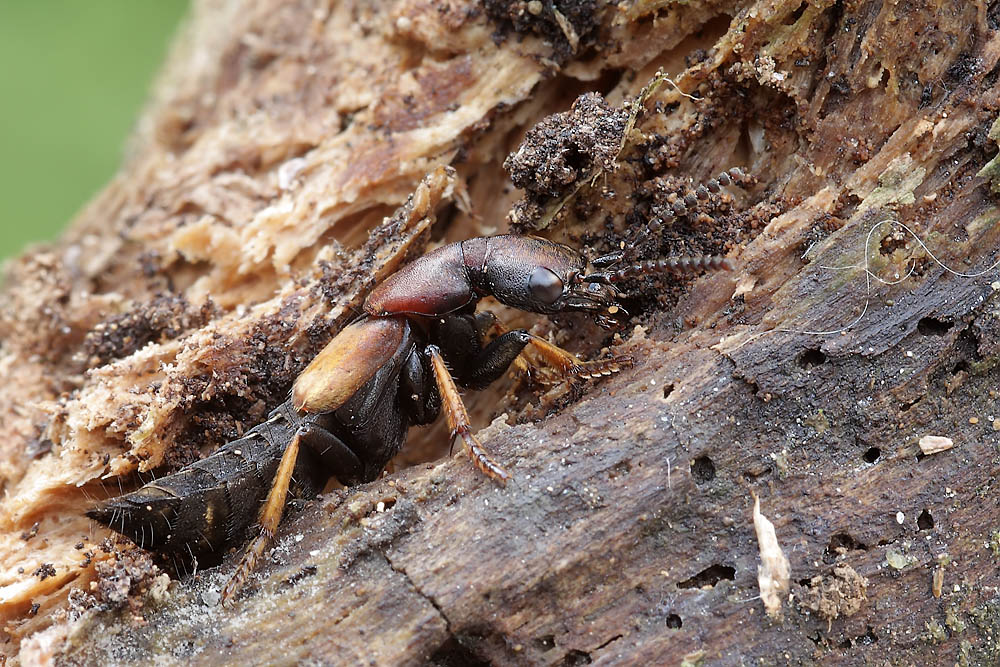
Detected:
left=0, top=1, right=189, bottom=261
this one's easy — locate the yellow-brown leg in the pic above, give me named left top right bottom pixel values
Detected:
left=481, top=316, right=632, bottom=384
left=221, top=431, right=301, bottom=604
left=522, top=334, right=633, bottom=386
left=427, top=345, right=511, bottom=484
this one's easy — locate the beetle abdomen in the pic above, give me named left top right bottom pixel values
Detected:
left=88, top=402, right=320, bottom=558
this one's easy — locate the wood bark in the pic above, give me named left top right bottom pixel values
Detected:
left=2, top=0, right=1000, bottom=665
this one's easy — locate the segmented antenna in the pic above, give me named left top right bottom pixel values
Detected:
left=605, top=166, right=752, bottom=267
left=648, top=167, right=751, bottom=227
left=601, top=255, right=735, bottom=283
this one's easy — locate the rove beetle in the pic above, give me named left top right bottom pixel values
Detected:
left=89, top=229, right=734, bottom=602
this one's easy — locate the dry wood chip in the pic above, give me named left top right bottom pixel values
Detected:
left=918, top=435, right=954, bottom=455
left=752, top=493, right=790, bottom=620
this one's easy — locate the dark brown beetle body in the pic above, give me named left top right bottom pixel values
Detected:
left=367, top=235, right=621, bottom=324
left=89, top=232, right=732, bottom=600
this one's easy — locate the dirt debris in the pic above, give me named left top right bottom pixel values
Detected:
left=92, top=548, right=167, bottom=621
left=505, top=91, right=628, bottom=229
left=82, top=295, right=217, bottom=366
left=482, top=0, right=601, bottom=60
left=798, top=563, right=869, bottom=627
left=505, top=92, right=627, bottom=198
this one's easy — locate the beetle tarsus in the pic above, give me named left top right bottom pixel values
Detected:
left=428, top=345, right=511, bottom=484
left=517, top=334, right=632, bottom=386
left=564, top=354, right=634, bottom=381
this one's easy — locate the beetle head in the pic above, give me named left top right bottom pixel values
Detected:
left=481, top=236, right=628, bottom=328
left=555, top=272, right=628, bottom=328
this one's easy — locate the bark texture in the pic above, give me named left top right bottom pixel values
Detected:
left=3, top=0, right=1000, bottom=664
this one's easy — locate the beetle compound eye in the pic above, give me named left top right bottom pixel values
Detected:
left=528, top=266, right=564, bottom=304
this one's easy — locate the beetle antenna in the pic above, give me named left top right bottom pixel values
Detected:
left=590, top=251, right=624, bottom=267
left=614, top=166, right=753, bottom=266
left=589, top=255, right=735, bottom=284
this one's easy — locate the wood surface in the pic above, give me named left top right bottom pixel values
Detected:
left=3, top=0, right=1000, bottom=665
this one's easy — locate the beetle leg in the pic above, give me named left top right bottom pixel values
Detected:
left=432, top=313, right=534, bottom=389
left=298, top=419, right=364, bottom=485
left=460, top=330, right=534, bottom=389
left=474, top=313, right=536, bottom=376
left=522, top=334, right=633, bottom=386
left=475, top=317, right=633, bottom=385
left=401, top=347, right=440, bottom=425
left=221, top=430, right=301, bottom=604
left=427, top=345, right=510, bottom=484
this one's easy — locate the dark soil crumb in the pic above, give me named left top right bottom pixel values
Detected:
left=21, top=521, right=40, bottom=541
left=33, top=563, right=56, bottom=580
left=798, top=563, right=868, bottom=624
left=83, top=295, right=216, bottom=366
left=505, top=92, right=627, bottom=226
left=506, top=92, right=626, bottom=197
left=67, top=587, right=100, bottom=619
left=482, top=0, right=601, bottom=61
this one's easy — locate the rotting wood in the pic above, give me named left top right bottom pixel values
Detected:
left=4, top=1, right=1000, bottom=665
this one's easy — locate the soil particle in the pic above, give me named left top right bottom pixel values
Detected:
left=505, top=91, right=629, bottom=230
left=83, top=295, right=216, bottom=366
left=798, top=563, right=868, bottom=625
left=93, top=548, right=164, bottom=620
left=505, top=92, right=627, bottom=199
left=482, top=0, right=601, bottom=60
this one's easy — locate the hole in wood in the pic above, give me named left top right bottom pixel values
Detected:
left=824, top=532, right=868, bottom=563
left=917, top=316, right=953, bottom=336
left=677, top=564, right=735, bottom=589
left=429, top=636, right=491, bottom=667
left=608, top=459, right=632, bottom=480
left=691, top=456, right=716, bottom=483
left=798, top=348, right=826, bottom=368
left=534, top=635, right=556, bottom=651
left=559, top=649, right=592, bottom=666
left=839, top=626, right=878, bottom=649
